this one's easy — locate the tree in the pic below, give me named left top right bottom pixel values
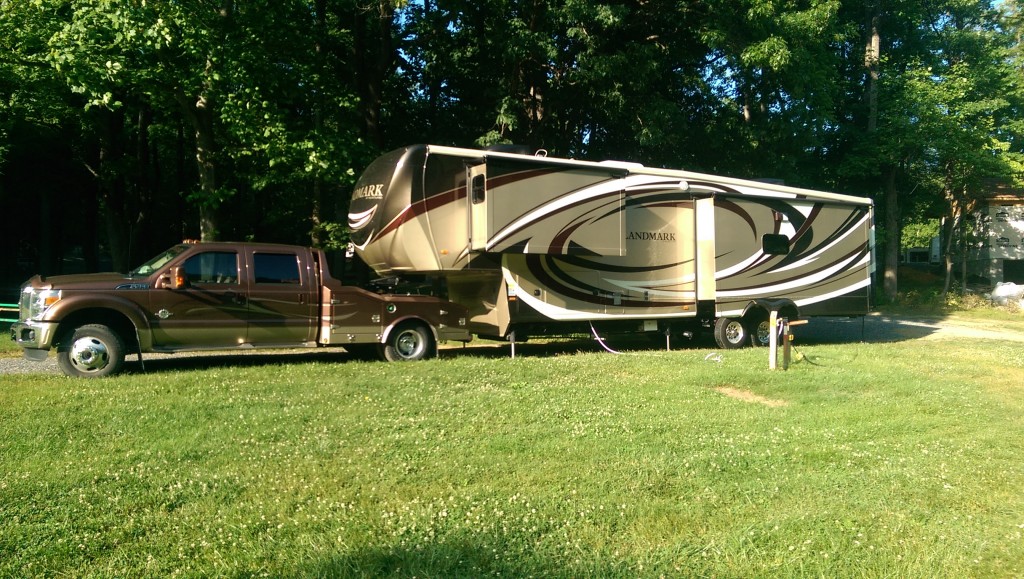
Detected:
left=4, top=0, right=1024, bottom=298
left=0, top=0, right=103, bottom=273
left=833, top=0, right=1019, bottom=301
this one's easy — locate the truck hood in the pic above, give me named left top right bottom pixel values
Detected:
left=24, top=272, right=148, bottom=291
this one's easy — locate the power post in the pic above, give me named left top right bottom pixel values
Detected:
left=770, top=314, right=807, bottom=370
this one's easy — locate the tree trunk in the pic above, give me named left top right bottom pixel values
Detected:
left=132, top=105, right=153, bottom=263
left=175, top=90, right=220, bottom=241
left=865, top=2, right=891, bottom=300
left=309, top=0, right=327, bottom=248
left=353, top=1, right=396, bottom=147
left=883, top=166, right=899, bottom=301
left=93, top=108, right=131, bottom=273
left=864, top=7, right=881, bottom=132
left=942, top=212, right=959, bottom=297
left=959, top=225, right=968, bottom=291
left=942, top=181, right=976, bottom=297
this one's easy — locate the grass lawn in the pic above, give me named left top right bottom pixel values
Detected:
left=2, top=315, right=1023, bottom=576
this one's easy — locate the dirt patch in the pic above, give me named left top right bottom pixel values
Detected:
left=713, top=386, right=789, bottom=407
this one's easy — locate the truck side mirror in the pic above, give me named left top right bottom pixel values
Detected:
left=158, top=267, right=188, bottom=289
left=171, top=267, right=188, bottom=289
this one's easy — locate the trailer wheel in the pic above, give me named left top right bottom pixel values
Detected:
left=713, top=317, right=749, bottom=349
left=750, top=313, right=772, bottom=347
left=382, top=323, right=435, bottom=361
left=56, top=324, right=126, bottom=378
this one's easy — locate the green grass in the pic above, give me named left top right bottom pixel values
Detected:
left=2, top=334, right=1023, bottom=577
left=0, top=324, right=17, bottom=357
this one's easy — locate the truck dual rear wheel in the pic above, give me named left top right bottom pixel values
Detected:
left=57, top=324, right=126, bottom=378
left=382, top=323, right=436, bottom=361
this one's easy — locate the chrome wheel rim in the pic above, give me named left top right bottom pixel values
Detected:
left=725, top=321, right=745, bottom=344
left=69, top=336, right=111, bottom=373
left=755, top=320, right=771, bottom=345
left=395, top=329, right=424, bottom=359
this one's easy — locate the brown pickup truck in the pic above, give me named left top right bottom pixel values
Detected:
left=9, top=242, right=471, bottom=377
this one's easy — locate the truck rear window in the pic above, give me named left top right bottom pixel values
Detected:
left=254, top=253, right=301, bottom=284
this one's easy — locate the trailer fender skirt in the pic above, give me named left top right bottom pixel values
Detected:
left=747, top=299, right=797, bottom=317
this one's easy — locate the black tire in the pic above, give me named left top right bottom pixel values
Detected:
left=713, top=317, right=749, bottom=349
left=56, top=324, right=126, bottom=378
left=749, top=313, right=772, bottom=347
left=382, top=323, right=435, bottom=361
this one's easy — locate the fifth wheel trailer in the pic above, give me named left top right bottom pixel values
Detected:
left=349, top=144, right=875, bottom=349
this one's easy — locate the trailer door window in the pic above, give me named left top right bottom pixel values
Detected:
left=762, top=234, right=790, bottom=256
left=471, top=174, right=486, bottom=204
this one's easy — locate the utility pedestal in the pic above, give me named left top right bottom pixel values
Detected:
left=769, top=313, right=807, bottom=370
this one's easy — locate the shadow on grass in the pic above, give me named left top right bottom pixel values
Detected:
left=793, top=314, right=942, bottom=345
left=292, top=540, right=619, bottom=579
left=111, top=315, right=941, bottom=375
left=120, top=349, right=355, bottom=375
left=120, top=339, right=635, bottom=374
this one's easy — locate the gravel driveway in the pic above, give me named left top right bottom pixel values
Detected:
left=3, top=313, right=1022, bottom=376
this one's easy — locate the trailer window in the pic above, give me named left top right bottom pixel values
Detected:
left=762, top=234, right=790, bottom=256
left=471, top=174, right=486, bottom=204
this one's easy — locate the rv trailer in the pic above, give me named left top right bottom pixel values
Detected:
left=349, top=144, right=874, bottom=349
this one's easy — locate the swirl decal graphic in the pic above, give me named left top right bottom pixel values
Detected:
left=347, top=206, right=377, bottom=230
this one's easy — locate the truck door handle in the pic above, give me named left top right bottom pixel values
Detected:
left=224, top=291, right=246, bottom=305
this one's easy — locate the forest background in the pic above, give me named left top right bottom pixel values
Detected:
left=2, top=0, right=1024, bottom=304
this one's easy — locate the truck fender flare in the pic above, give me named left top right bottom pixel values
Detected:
left=45, top=294, right=154, bottom=349
left=381, top=315, right=438, bottom=344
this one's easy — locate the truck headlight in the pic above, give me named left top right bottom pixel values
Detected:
left=26, top=288, right=61, bottom=320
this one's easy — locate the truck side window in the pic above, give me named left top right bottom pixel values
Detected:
left=254, top=253, right=301, bottom=284
left=183, top=251, right=239, bottom=284
left=762, top=234, right=790, bottom=256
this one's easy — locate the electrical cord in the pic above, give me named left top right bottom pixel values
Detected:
left=589, top=322, right=622, bottom=354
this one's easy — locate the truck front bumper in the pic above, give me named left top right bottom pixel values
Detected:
left=10, top=320, right=58, bottom=354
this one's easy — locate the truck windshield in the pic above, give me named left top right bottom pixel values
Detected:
left=128, top=244, right=192, bottom=277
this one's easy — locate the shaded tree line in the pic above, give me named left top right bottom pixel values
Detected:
left=2, top=0, right=1023, bottom=301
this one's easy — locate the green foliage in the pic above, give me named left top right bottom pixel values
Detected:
left=309, top=221, right=351, bottom=251
left=2, top=0, right=1024, bottom=279
left=902, top=219, right=940, bottom=250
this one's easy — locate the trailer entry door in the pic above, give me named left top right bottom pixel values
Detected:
left=468, top=164, right=488, bottom=251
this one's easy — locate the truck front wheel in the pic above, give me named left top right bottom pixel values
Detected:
left=57, top=324, right=126, bottom=378
left=382, top=323, right=435, bottom=361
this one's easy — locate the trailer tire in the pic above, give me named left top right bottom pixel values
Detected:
left=56, top=324, right=126, bottom=378
left=749, top=313, right=772, bottom=347
left=382, top=322, right=435, bottom=362
left=713, top=317, right=749, bottom=349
